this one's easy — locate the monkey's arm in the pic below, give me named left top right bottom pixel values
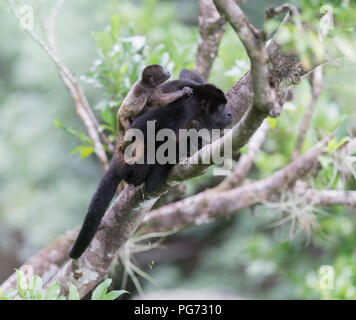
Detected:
left=156, top=87, right=193, bottom=106
left=159, top=80, right=197, bottom=93
left=117, top=113, right=132, bottom=132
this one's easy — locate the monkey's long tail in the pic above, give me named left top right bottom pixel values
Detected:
left=69, top=154, right=123, bottom=259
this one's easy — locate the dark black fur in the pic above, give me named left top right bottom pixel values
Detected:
left=121, top=82, right=231, bottom=191
left=179, top=68, right=205, bottom=84
left=69, top=70, right=231, bottom=259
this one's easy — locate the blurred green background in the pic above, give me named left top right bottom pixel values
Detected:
left=0, top=0, right=356, bottom=299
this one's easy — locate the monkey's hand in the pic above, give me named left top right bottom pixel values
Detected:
left=182, top=87, right=193, bottom=96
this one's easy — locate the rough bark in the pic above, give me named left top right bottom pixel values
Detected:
left=194, top=0, right=226, bottom=80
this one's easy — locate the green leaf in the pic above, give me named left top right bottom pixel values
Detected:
left=327, top=137, right=349, bottom=154
left=29, top=276, right=43, bottom=300
left=99, top=124, right=114, bottom=133
left=91, top=279, right=112, bottom=300
left=110, top=14, right=120, bottom=39
left=93, top=31, right=114, bottom=58
left=104, top=290, right=129, bottom=300
left=68, top=283, right=80, bottom=300
left=44, top=282, right=60, bottom=300
left=239, top=144, right=248, bottom=155
left=16, top=269, right=28, bottom=298
left=54, top=120, right=93, bottom=145
left=120, top=62, right=128, bottom=75
left=69, top=145, right=95, bottom=159
left=101, top=108, right=115, bottom=127
left=335, top=118, right=353, bottom=142
left=267, top=117, right=277, bottom=129
left=327, top=139, right=338, bottom=154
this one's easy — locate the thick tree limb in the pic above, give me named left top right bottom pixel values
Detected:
left=214, top=0, right=280, bottom=116
left=43, top=185, right=158, bottom=296
left=5, top=135, right=356, bottom=295
left=0, top=137, right=329, bottom=294
left=142, top=138, right=329, bottom=234
left=168, top=103, right=266, bottom=182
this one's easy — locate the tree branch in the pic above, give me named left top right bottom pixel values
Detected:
left=8, top=0, right=112, bottom=169
left=213, top=119, right=270, bottom=192
left=0, top=229, right=78, bottom=292
left=0, top=137, right=329, bottom=294
left=214, top=0, right=280, bottom=116
left=295, top=189, right=356, bottom=208
left=142, top=138, right=329, bottom=234
left=43, top=0, right=115, bottom=155
left=194, top=0, right=226, bottom=80
left=292, top=66, right=323, bottom=159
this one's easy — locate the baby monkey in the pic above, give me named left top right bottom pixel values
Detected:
left=117, top=64, right=193, bottom=151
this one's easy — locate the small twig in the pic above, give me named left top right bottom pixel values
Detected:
left=8, top=0, right=112, bottom=169
left=44, top=0, right=115, bottom=154
left=265, top=4, right=303, bottom=31
left=292, top=66, right=323, bottom=159
left=213, top=119, right=270, bottom=192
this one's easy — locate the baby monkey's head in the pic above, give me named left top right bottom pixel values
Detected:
left=141, top=64, right=171, bottom=87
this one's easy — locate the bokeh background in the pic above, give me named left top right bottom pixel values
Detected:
left=1, top=0, right=356, bottom=299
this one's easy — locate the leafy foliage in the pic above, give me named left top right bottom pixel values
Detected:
left=0, top=270, right=128, bottom=300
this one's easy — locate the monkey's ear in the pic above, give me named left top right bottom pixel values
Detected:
left=149, top=77, right=156, bottom=86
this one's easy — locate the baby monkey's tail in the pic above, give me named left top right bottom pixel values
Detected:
left=69, top=154, right=123, bottom=259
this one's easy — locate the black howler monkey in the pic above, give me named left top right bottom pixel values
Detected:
left=69, top=70, right=232, bottom=259
left=117, top=65, right=193, bottom=141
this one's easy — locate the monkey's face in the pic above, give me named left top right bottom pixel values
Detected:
left=142, top=64, right=171, bottom=87
left=194, top=84, right=232, bottom=130
left=200, top=100, right=231, bottom=130
left=210, top=102, right=232, bottom=129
